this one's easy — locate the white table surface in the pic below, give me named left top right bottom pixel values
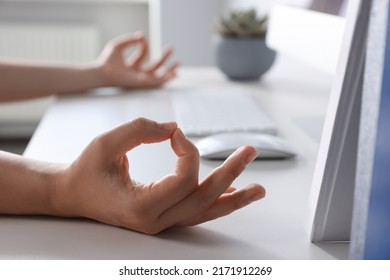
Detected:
left=0, top=56, right=349, bottom=259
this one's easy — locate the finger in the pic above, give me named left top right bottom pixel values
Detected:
left=96, top=117, right=177, bottom=160
left=161, top=62, right=179, bottom=80
left=109, top=33, right=145, bottom=52
left=170, top=128, right=200, bottom=180
left=138, top=62, right=179, bottom=88
left=199, top=145, right=259, bottom=193
left=150, top=128, right=200, bottom=211
left=158, top=146, right=259, bottom=227
left=177, top=184, right=266, bottom=226
left=225, top=186, right=237, bottom=193
left=131, top=35, right=149, bottom=69
left=145, top=47, right=174, bottom=73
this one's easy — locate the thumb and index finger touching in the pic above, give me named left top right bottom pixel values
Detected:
left=107, top=33, right=148, bottom=66
left=96, top=118, right=200, bottom=205
left=109, top=32, right=146, bottom=52
left=110, top=33, right=176, bottom=73
left=98, top=116, right=263, bottom=187
left=98, top=118, right=177, bottom=161
left=99, top=117, right=261, bottom=188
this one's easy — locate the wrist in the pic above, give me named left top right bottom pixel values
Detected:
left=83, top=62, right=109, bottom=89
left=47, top=164, right=80, bottom=217
left=0, top=152, right=76, bottom=216
left=94, top=57, right=127, bottom=88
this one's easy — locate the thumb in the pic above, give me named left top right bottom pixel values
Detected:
left=110, top=33, right=144, bottom=52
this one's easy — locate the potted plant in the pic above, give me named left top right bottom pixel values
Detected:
left=214, top=9, right=276, bottom=80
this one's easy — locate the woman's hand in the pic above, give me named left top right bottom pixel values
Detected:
left=54, top=118, right=265, bottom=234
left=96, top=33, right=179, bottom=89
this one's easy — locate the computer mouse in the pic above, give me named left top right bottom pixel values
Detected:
left=195, top=132, right=297, bottom=160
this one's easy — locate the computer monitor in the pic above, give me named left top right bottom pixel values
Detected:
left=268, top=0, right=370, bottom=242
left=306, top=0, right=370, bottom=242
left=267, top=2, right=346, bottom=76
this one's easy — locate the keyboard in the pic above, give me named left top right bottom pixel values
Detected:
left=171, top=90, right=277, bottom=137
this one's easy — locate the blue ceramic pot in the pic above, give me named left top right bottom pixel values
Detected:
left=214, top=35, right=276, bottom=80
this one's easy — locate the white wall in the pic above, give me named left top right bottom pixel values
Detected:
left=151, top=0, right=228, bottom=66
left=0, top=2, right=149, bottom=52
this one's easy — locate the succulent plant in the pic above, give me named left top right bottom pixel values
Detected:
left=216, top=9, right=268, bottom=38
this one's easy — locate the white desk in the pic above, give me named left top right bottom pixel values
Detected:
left=0, top=56, right=349, bottom=259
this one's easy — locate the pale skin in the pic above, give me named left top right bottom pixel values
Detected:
left=0, top=32, right=178, bottom=102
left=0, top=33, right=266, bottom=234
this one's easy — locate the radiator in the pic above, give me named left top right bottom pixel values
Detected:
left=0, top=23, right=100, bottom=137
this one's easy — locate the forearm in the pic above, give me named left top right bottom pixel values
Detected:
left=0, top=59, right=106, bottom=102
left=0, top=151, right=66, bottom=215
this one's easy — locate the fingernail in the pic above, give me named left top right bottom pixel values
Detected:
left=159, top=122, right=177, bottom=131
left=245, top=149, right=259, bottom=164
